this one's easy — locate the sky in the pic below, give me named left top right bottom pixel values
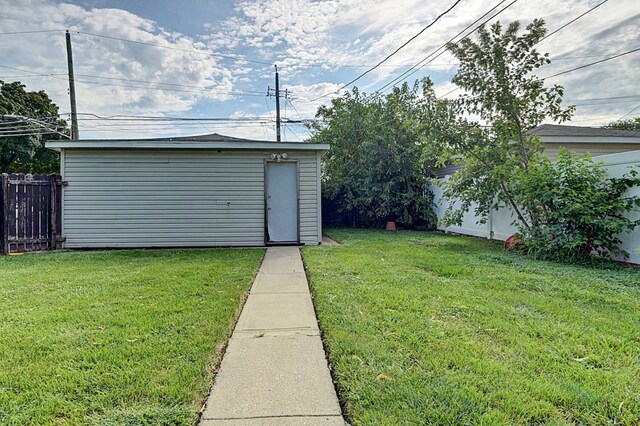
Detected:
left=0, top=0, right=638, bottom=140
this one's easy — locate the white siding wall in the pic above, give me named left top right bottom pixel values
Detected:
left=62, top=149, right=321, bottom=248
left=431, top=150, right=640, bottom=264
left=544, top=143, right=640, bottom=161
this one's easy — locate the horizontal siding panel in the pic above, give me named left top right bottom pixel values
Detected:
left=65, top=222, right=265, bottom=229
left=65, top=211, right=262, bottom=217
left=65, top=201, right=261, bottom=207
left=66, top=232, right=263, bottom=238
left=65, top=220, right=264, bottom=226
left=64, top=195, right=264, bottom=202
left=65, top=228, right=265, bottom=234
left=65, top=243, right=263, bottom=248
left=67, top=182, right=263, bottom=188
left=64, top=173, right=264, bottom=180
left=63, top=148, right=321, bottom=247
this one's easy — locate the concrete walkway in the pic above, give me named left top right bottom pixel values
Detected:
left=321, top=236, right=339, bottom=246
left=200, top=247, right=345, bottom=425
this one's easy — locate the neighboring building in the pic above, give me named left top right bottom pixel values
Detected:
left=433, top=124, right=640, bottom=177
left=529, top=124, right=640, bottom=161
left=46, top=134, right=329, bottom=248
left=430, top=124, right=640, bottom=264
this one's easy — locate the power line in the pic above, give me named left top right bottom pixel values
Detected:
left=573, top=99, right=640, bottom=107
left=566, top=94, right=640, bottom=102
left=310, top=0, right=464, bottom=102
left=287, top=99, right=305, bottom=122
left=0, top=131, right=63, bottom=137
left=0, top=64, right=269, bottom=98
left=74, top=119, right=274, bottom=126
left=73, top=30, right=272, bottom=66
left=71, top=73, right=265, bottom=93
left=275, top=54, right=617, bottom=70
left=71, top=113, right=272, bottom=122
left=374, top=0, right=514, bottom=94
left=0, top=64, right=60, bottom=77
left=0, top=29, right=64, bottom=36
left=617, top=104, right=640, bottom=120
left=543, top=47, right=640, bottom=79
left=537, top=0, right=609, bottom=44
left=437, top=0, right=621, bottom=99
left=73, top=123, right=272, bottom=131
left=71, top=77, right=268, bottom=96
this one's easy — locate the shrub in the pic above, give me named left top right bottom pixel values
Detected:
left=513, top=149, right=640, bottom=261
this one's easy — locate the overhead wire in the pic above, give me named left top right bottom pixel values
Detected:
left=310, top=0, right=464, bottom=102
left=537, top=0, right=609, bottom=44
left=0, top=29, right=64, bottom=35
left=71, top=73, right=265, bottom=93
left=436, top=0, right=619, bottom=99
left=542, top=47, right=640, bottom=79
left=73, top=30, right=272, bottom=65
left=374, top=0, right=514, bottom=94
left=616, top=104, right=640, bottom=121
left=0, top=64, right=273, bottom=98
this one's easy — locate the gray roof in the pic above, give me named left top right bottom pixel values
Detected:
left=76, top=132, right=289, bottom=143
left=529, top=124, right=640, bottom=138
left=46, top=132, right=329, bottom=151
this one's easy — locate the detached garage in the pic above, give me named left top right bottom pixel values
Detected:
left=46, top=134, right=329, bottom=248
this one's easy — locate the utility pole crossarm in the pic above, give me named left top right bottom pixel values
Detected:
left=266, top=65, right=290, bottom=142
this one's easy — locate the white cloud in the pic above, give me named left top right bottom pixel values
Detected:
left=204, top=0, right=640, bottom=127
left=0, top=0, right=638, bottom=141
left=0, top=0, right=253, bottom=138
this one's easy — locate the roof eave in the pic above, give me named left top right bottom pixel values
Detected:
left=539, top=135, right=640, bottom=144
left=45, top=140, right=330, bottom=152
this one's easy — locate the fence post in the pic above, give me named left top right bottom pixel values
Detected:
left=50, top=175, right=60, bottom=250
left=1, top=174, right=8, bottom=254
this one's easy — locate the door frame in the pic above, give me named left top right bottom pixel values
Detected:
left=263, top=159, right=301, bottom=246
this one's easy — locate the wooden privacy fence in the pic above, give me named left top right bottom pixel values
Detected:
left=0, top=174, right=63, bottom=254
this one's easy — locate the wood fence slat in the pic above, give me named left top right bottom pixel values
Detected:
left=1, top=174, right=8, bottom=254
left=1, top=174, right=61, bottom=254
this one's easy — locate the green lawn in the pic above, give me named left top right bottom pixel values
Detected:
left=0, top=248, right=264, bottom=425
left=302, top=229, right=640, bottom=425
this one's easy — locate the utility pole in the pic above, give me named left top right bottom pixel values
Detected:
left=274, top=65, right=281, bottom=142
left=267, top=65, right=289, bottom=142
left=65, top=30, right=79, bottom=140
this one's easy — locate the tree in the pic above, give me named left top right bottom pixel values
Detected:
left=430, top=19, right=574, bottom=229
left=428, top=20, right=640, bottom=261
left=0, top=81, right=68, bottom=173
left=603, top=117, right=640, bottom=132
left=310, top=79, right=437, bottom=228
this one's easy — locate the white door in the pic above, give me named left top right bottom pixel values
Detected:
left=266, top=162, right=298, bottom=243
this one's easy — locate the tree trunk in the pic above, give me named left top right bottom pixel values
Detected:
left=500, top=181, right=530, bottom=229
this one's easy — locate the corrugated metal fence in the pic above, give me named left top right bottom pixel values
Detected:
left=0, top=174, right=63, bottom=254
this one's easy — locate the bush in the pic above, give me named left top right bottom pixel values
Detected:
left=514, top=150, right=640, bottom=261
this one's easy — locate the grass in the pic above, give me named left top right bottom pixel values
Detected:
left=0, top=248, right=264, bottom=425
left=302, top=229, right=640, bottom=425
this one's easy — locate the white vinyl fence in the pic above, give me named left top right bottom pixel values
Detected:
left=431, top=150, right=640, bottom=264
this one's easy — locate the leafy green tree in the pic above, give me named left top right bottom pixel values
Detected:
left=428, top=19, right=640, bottom=261
left=430, top=19, right=574, bottom=229
left=0, top=81, right=67, bottom=173
left=310, top=79, right=437, bottom=228
left=514, top=150, right=640, bottom=261
left=603, top=117, right=640, bottom=132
